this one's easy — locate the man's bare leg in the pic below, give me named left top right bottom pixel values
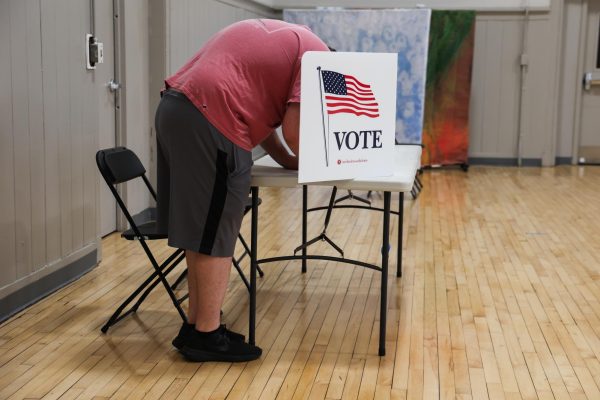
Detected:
left=185, top=250, right=231, bottom=332
left=179, top=249, right=261, bottom=362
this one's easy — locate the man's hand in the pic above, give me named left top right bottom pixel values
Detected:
left=260, top=131, right=298, bottom=170
left=259, top=103, right=300, bottom=170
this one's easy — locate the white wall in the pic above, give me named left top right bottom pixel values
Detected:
left=470, top=4, right=564, bottom=165
left=160, top=0, right=278, bottom=166
left=557, top=0, right=584, bottom=160
left=257, top=0, right=552, bottom=11
left=0, top=0, right=584, bottom=310
left=119, top=0, right=153, bottom=218
left=163, top=1, right=570, bottom=166
left=116, top=0, right=277, bottom=218
left=0, top=0, right=98, bottom=300
left=166, top=0, right=277, bottom=75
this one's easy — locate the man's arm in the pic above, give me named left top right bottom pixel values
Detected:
left=260, top=131, right=298, bottom=170
left=259, top=103, right=301, bottom=170
left=281, top=102, right=300, bottom=156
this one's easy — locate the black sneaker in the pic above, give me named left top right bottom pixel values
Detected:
left=179, top=325, right=262, bottom=362
left=172, top=323, right=245, bottom=350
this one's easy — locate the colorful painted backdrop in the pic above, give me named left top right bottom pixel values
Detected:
left=284, top=9, right=431, bottom=147
left=423, top=11, right=475, bottom=166
left=285, top=9, right=476, bottom=167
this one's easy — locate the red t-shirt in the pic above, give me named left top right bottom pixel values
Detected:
left=165, top=19, right=329, bottom=151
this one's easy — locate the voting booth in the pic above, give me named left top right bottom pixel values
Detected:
left=245, top=39, right=430, bottom=355
left=299, top=51, right=398, bottom=183
left=242, top=11, right=432, bottom=357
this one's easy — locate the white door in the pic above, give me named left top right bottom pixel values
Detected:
left=96, top=0, right=118, bottom=236
left=579, top=1, right=600, bottom=163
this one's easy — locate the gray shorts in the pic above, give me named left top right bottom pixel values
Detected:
left=155, top=89, right=253, bottom=257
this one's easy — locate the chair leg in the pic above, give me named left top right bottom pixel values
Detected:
left=171, top=268, right=188, bottom=290
left=238, top=233, right=264, bottom=277
left=101, top=248, right=186, bottom=333
left=411, top=174, right=423, bottom=199
left=145, top=248, right=188, bottom=323
left=177, top=293, right=189, bottom=304
left=131, top=252, right=186, bottom=313
left=101, top=269, right=160, bottom=333
left=102, top=198, right=262, bottom=333
left=232, top=258, right=250, bottom=290
left=415, top=175, right=423, bottom=190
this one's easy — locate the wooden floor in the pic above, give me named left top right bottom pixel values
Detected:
left=2, top=166, right=600, bottom=399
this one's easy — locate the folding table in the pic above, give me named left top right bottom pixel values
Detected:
left=247, top=145, right=421, bottom=355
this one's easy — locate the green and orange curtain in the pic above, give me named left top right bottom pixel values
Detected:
left=422, top=11, right=475, bottom=166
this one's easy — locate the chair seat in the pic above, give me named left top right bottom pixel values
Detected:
left=122, top=197, right=259, bottom=241
left=122, top=221, right=167, bottom=240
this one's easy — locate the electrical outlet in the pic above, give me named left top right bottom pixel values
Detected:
left=86, top=33, right=104, bottom=70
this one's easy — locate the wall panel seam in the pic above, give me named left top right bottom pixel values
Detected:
left=38, top=0, right=49, bottom=267
left=9, top=1, right=19, bottom=281
left=25, top=0, right=34, bottom=277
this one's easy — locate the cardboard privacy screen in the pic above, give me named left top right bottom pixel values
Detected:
left=299, top=51, right=398, bottom=183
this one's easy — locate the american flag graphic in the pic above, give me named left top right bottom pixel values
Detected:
left=321, top=70, right=380, bottom=118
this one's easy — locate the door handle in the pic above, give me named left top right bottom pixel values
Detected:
left=108, top=79, right=121, bottom=92
left=583, top=72, right=600, bottom=90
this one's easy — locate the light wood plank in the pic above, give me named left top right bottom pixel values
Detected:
left=2, top=167, right=600, bottom=399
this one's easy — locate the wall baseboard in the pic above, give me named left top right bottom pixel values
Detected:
left=469, top=157, right=576, bottom=166
left=0, top=250, right=98, bottom=323
left=555, top=157, right=573, bottom=165
left=468, top=157, right=543, bottom=166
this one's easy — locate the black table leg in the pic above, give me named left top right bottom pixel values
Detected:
left=397, top=192, right=404, bottom=278
left=380, top=191, right=391, bottom=356
left=250, top=186, right=259, bottom=345
left=302, top=185, right=308, bottom=273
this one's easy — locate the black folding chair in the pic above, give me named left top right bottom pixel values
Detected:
left=96, top=147, right=262, bottom=333
left=96, top=147, right=188, bottom=332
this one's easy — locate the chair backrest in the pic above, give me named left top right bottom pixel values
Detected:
left=96, top=147, right=146, bottom=185
left=96, top=147, right=158, bottom=238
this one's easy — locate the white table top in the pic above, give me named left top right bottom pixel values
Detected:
left=251, top=145, right=422, bottom=192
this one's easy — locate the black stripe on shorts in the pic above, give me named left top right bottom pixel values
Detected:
left=199, top=150, right=229, bottom=254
